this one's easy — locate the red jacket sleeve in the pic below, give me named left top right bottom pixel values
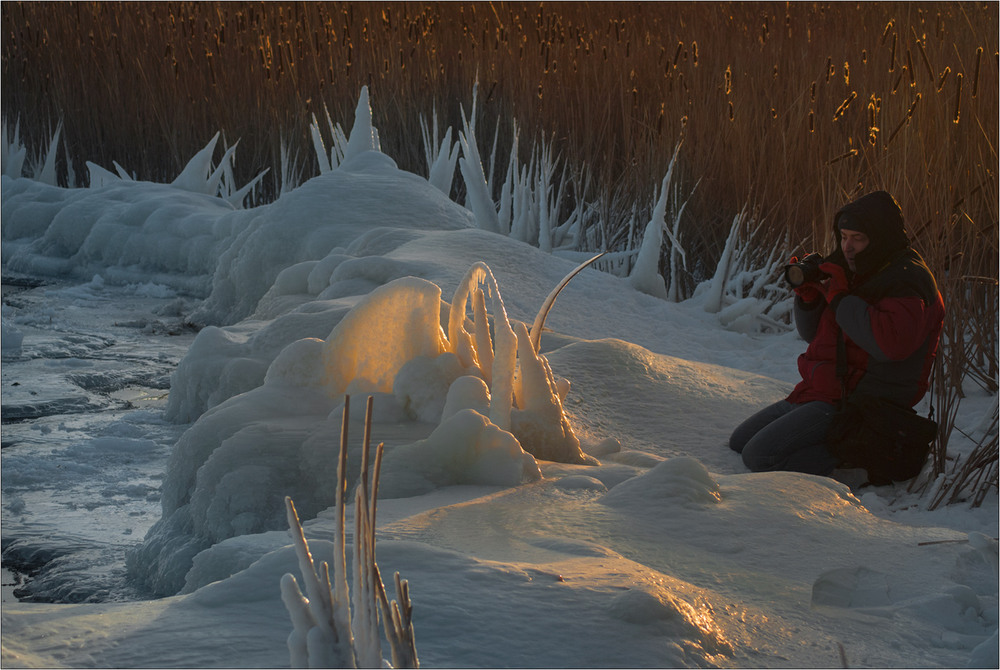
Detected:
left=866, top=295, right=932, bottom=360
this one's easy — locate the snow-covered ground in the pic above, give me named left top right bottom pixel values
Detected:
left=1, top=93, right=997, bottom=668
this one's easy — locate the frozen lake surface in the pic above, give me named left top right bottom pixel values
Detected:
left=2, top=273, right=195, bottom=602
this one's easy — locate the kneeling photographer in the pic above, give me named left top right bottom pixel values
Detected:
left=729, top=190, right=945, bottom=485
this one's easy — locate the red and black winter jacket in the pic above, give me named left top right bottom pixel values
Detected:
left=787, top=193, right=945, bottom=408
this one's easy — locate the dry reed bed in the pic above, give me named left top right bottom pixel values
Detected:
left=3, top=3, right=998, bottom=488
left=3, top=4, right=995, bottom=250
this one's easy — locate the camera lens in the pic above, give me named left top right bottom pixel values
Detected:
left=785, top=265, right=806, bottom=287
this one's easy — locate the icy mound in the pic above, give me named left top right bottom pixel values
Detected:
left=1, top=176, right=240, bottom=296
left=130, top=264, right=594, bottom=595
left=161, top=155, right=484, bottom=422
left=188, top=150, right=474, bottom=327
left=546, top=337, right=789, bottom=467
left=380, top=408, right=542, bottom=498
left=603, top=456, right=722, bottom=506
left=166, top=226, right=587, bottom=422
left=1, top=87, right=474, bottom=326
left=9, top=459, right=994, bottom=668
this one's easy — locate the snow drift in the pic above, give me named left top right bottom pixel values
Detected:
left=2, top=87, right=996, bottom=669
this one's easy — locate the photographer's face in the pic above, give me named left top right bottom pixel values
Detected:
left=840, top=228, right=870, bottom=271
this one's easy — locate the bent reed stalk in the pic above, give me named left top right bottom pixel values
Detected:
left=3, top=2, right=997, bottom=493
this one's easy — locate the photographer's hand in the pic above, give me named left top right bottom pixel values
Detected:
left=786, top=255, right=823, bottom=303
left=818, top=262, right=849, bottom=305
left=793, top=282, right=822, bottom=303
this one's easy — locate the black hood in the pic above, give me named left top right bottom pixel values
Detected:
left=831, top=191, right=911, bottom=276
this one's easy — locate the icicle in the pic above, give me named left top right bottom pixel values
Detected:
left=420, top=107, right=459, bottom=196
left=428, top=126, right=459, bottom=197
left=704, top=207, right=745, bottom=313
left=627, top=141, right=687, bottom=299
left=86, top=162, right=121, bottom=189
left=472, top=287, right=494, bottom=386
left=343, top=86, right=380, bottom=162
left=386, top=572, right=419, bottom=669
left=63, top=133, right=77, bottom=187
left=535, top=156, right=552, bottom=252
left=457, top=83, right=501, bottom=233
left=419, top=109, right=438, bottom=171
left=352, top=486, right=382, bottom=668
left=283, top=496, right=345, bottom=667
left=532, top=135, right=563, bottom=253
left=510, top=163, right=531, bottom=242
left=496, top=122, right=519, bottom=235
left=487, top=120, right=500, bottom=192
left=279, top=140, right=303, bottom=196
left=171, top=132, right=220, bottom=194
left=331, top=401, right=355, bottom=655
left=448, top=263, right=517, bottom=430
left=1, top=118, right=26, bottom=178
left=219, top=139, right=237, bottom=199
left=205, top=141, right=239, bottom=197
left=310, top=113, right=332, bottom=174
left=112, top=161, right=135, bottom=181
left=280, top=573, right=315, bottom=668
left=322, top=104, right=347, bottom=169
left=666, top=181, right=696, bottom=302
left=510, top=321, right=592, bottom=464
left=35, top=121, right=63, bottom=186
left=226, top=168, right=269, bottom=208
left=627, top=216, right=668, bottom=299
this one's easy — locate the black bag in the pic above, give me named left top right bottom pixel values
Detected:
left=826, top=396, right=937, bottom=484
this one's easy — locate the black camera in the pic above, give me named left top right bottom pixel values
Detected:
left=784, top=253, right=828, bottom=287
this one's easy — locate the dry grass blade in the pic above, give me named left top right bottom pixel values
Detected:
left=355, top=396, right=419, bottom=668
left=529, top=250, right=606, bottom=352
left=928, top=405, right=999, bottom=510
left=282, top=394, right=419, bottom=667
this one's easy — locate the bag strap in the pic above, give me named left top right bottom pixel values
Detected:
left=835, top=326, right=848, bottom=410
left=927, top=364, right=936, bottom=422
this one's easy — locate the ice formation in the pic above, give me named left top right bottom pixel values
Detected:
left=457, top=87, right=501, bottom=235
left=130, top=256, right=593, bottom=595
left=324, top=276, right=448, bottom=397
left=1, top=176, right=239, bottom=295
left=1, top=86, right=475, bottom=328
left=627, top=182, right=670, bottom=300
left=188, top=149, right=474, bottom=327
left=627, top=143, right=687, bottom=301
